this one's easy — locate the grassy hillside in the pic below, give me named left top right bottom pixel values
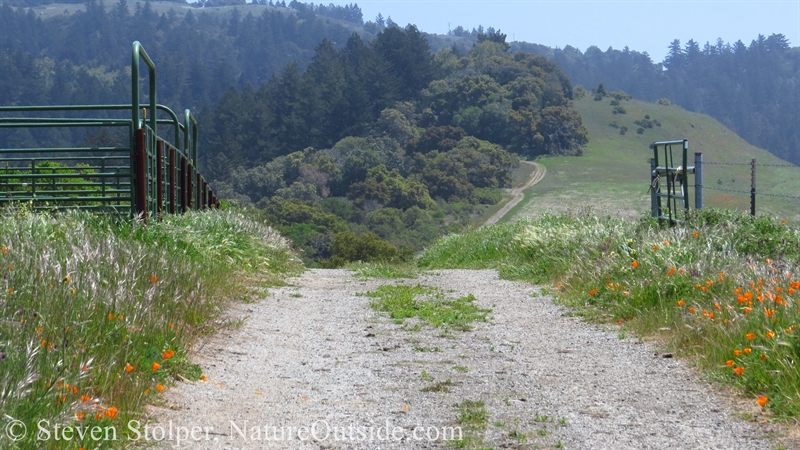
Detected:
left=512, top=95, right=800, bottom=222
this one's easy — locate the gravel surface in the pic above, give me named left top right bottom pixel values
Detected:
left=149, top=269, right=785, bottom=449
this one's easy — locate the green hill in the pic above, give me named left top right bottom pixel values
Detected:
left=510, top=95, right=800, bottom=223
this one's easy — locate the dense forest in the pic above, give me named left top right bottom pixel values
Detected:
left=512, top=35, right=799, bottom=164
left=0, top=1, right=586, bottom=265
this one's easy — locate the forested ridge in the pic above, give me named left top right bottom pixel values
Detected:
left=0, top=1, right=586, bottom=265
left=0, top=0, right=795, bottom=264
left=512, top=35, right=799, bottom=164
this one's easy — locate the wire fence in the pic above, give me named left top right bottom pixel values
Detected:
left=702, top=160, right=800, bottom=216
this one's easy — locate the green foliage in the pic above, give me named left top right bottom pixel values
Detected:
left=326, top=231, right=409, bottom=267
left=0, top=208, right=298, bottom=448
left=365, top=285, right=491, bottom=331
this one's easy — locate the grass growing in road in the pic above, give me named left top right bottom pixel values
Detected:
left=0, top=208, right=300, bottom=449
left=347, top=261, right=419, bottom=280
left=420, top=209, right=800, bottom=419
left=453, top=400, right=489, bottom=449
left=365, top=285, right=490, bottom=332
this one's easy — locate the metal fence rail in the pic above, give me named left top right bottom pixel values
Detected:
left=0, top=42, right=218, bottom=221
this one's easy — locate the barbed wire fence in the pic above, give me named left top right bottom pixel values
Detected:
left=702, top=160, right=800, bottom=215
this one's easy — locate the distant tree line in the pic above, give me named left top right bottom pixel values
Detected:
left=513, top=34, right=799, bottom=164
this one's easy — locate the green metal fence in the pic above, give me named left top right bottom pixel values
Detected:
left=0, top=41, right=217, bottom=221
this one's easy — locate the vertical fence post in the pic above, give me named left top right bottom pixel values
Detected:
left=694, top=152, right=703, bottom=210
left=751, top=158, right=756, bottom=216
left=156, top=140, right=163, bottom=217
left=134, top=128, right=147, bottom=222
left=650, top=158, right=658, bottom=218
left=187, top=163, right=193, bottom=211
left=196, top=172, right=202, bottom=210
left=168, top=147, right=176, bottom=214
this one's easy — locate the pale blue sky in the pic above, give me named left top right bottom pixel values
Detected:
left=325, top=0, right=800, bottom=62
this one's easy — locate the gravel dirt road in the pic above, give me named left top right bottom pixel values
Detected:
left=150, top=269, right=787, bottom=449
left=483, top=161, right=546, bottom=227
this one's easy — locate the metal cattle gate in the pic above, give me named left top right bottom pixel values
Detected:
left=0, top=41, right=218, bottom=222
left=650, top=140, right=703, bottom=224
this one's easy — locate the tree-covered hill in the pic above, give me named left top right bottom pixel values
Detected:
left=0, top=2, right=587, bottom=265
left=512, top=35, right=799, bottom=165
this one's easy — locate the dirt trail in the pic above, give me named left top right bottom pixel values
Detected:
left=483, top=161, right=546, bottom=226
left=150, top=269, right=784, bottom=449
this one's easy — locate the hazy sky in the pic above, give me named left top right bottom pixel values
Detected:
left=322, top=0, right=799, bottom=62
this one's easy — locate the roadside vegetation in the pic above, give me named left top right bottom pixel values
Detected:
left=419, top=209, right=800, bottom=418
left=0, top=207, right=300, bottom=449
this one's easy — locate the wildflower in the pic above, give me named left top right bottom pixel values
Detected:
left=105, top=407, right=118, bottom=419
left=151, top=362, right=161, bottom=372
left=149, top=274, right=158, bottom=283
left=81, top=394, right=91, bottom=403
left=766, top=330, right=776, bottom=339
left=744, top=291, right=753, bottom=301
left=125, top=363, right=134, bottom=373
left=689, top=307, right=695, bottom=314
left=200, top=374, right=208, bottom=382
left=632, top=261, right=638, bottom=269
left=766, top=258, right=773, bottom=264
left=734, top=367, right=744, bottom=375
left=726, top=360, right=734, bottom=367
left=706, top=280, right=713, bottom=286
left=787, top=327, right=793, bottom=333
left=156, top=384, right=165, bottom=392
left=108, top=313, right=114, bottom=321
left=737, top=295, right=745, bottom=304
left=760, top=353, right=768, bottom=361
left=714, top=303, right=721, bottom=310
left=693, top=231, right=699, bottom=237
left=76, top=412, right=85, bottom=420
left=708, top=312, right=715, bottom=319
left=652, top=245, right=659, bottom=251
left=733, top=349, right=742, bottom=357
left=95, top=413, right=102, bottom=420
left=1, top=246, right=7, bottom=255
left=81, top=365, right=89, bottom=372
left=757, top=396, right=768, bottom=407
left=663, top=241, right=670, bottom=246
left=746, top=333, right=755, bottom=340
left=162, top=349, right=175, bottom=360
left=701, top=286, right=708, bottom=292
left=64, top=276, right=70, bottom=283
left=744, top=347, right=752, bottom=354
left=677, top=300, right=685, bottom=307
left=668, top=267, right=676, bottom=276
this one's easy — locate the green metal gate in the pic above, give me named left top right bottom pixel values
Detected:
left=0, top=41, right=217, bottom=221
left=650, top=140, right=703, bottom=224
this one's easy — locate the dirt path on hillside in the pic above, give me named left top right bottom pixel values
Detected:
left=483, top=161, right=546, bottom=226
left=148, top=269, right=788, bottom=449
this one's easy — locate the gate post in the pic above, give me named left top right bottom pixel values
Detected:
left=156, top=140, right=163, bottom=217
left=134, top=128, right=147, bottom=222
left=650, top=158, right=658, bottom=218
left=751, top=159, right=756, bottom=216
left=694, top=152, right=703, bottom=210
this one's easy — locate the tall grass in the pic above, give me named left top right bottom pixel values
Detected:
left=420, top=210, right=800, bottom=418
left=0, top=208, right=299, bottom=449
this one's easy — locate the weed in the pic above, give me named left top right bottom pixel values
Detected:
left=365, top=285, right=491, bottom=331
left=452, top=365, right=469, bottom=372
left=413, top=346, right=441, bottom=353
left=510, top=429, right=528, bottom=442
left=421, top=370, right=434, bottom=382
left=534, top=412, right=549, bottom=423
left=421, top=379, right=456, bottom=392
left=347, top=261, right=419, bottom=280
